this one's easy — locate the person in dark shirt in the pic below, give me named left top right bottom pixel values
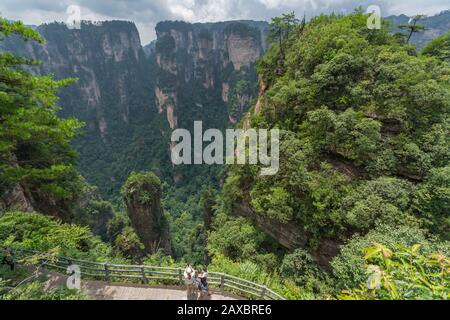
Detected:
left=197, top=267, right=210, bottom=296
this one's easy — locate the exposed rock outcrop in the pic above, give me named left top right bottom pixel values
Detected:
left=154, top=20, right=269, bottom=132
left=233, top=203, right=341, bottom=267
left=226, top=33, right=262, bottom=71
left=0, top=184, right=35, bottom=213
left=121, top=172, right=172, bottom=255
left=0, top=21, right=161, bottom=196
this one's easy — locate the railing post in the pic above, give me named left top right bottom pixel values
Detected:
left=260, top=286, right=267, bottom=300
left=141, top=266, right=148, bottom=284
left=220, top=273, right=225, bottom=293
left=7, top=248, right=286, bottom=300
left=104, top=264, right=110, bottom=282
left=178, top=269, right=183, bottom=285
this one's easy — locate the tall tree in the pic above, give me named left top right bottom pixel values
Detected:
left=267, top=12, right=300, bottom=76
left=398, top=14, right=427, bottom=43
left=0, top=18, right=84, bottom=213
left=268, top=12, right=300, bottom=55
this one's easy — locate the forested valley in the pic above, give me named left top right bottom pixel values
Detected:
left=0, top=9, right=449, bottom=300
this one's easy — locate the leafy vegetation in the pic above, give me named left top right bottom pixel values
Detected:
left=398, top=15, right=427, bottom=43
left=0, top=211, right=117, bottom=261
left=339, top=244, right=449, bottom=300
left=1, top=279, right=87, bottom=300
left=331, top=223, right=449, bottom=290
left=208, top=10, right=450, bottom=300
left=422, top=31, right=450, bottom=61
left=0, top=211, right=122, bottom=300
left=217, top=10, right=450, bottom=246
left=121, top=171, right=162, bottom=205
left=1, top=11, right=449, bottom=300
left=0, top=18, right=84, bottom=219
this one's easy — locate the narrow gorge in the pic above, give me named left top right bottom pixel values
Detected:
left=1, top=19, right=269, bottom=197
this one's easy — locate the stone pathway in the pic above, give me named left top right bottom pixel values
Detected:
left=42, top=271, right=240, bottom=300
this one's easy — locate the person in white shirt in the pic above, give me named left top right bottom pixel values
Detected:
left=184, top=265, right=196, bottom=296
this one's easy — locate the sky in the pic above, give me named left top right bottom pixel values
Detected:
left=0, top=0, right=449, bottom=45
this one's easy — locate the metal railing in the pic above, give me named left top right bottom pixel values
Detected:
left=3, top=248, right=286, bottom=300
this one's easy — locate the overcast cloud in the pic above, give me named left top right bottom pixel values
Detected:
left=0, top=0, right=449, bottom=44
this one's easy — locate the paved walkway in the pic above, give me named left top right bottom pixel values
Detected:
left=42, top=271, right=240, bottom=300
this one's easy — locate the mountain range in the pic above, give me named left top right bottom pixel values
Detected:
left=1, top=12, right=448, bottom=200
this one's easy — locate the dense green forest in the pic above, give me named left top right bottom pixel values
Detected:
left=206, top=11, right=450, bottom=299
left=0, top=10, right=449, bottom=300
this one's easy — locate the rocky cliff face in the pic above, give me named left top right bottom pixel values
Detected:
left=122, top=173, right=172, bottom=255
left=1, top=19, right=270, bottom=198
left=153, top=20, right=269, bottom=132
left=0, top=21, right=166, bottom=199
left=234, top=203, right=341, bottom=267
left=0, top=184, right=35, bottom=213
left=2, top=21, right=146, bottom=123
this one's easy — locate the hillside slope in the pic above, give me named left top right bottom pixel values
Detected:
left=0, top=20, right=269, bottom=198
left=211, top=12, right=450, bottom=268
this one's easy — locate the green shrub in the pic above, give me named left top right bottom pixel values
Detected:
left=280, top=249, right=328, bottom=292
left=121, top=171, right=162, bottom=205
left=331, top=224, right=449, bottom=291
left=0, top=211, right=115, bottom=262
left=339, top=244, right=449, bottom=300
left=114, top=226, right=146, bottom=261
left=208, top=215, right=265, bottom=261
left=0, top=281, right=87, bottom=300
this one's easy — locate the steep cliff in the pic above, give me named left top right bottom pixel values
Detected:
left=232, top=203, right=341, bottom=267
left=0, top=19, right=270, bottom=262
left=0, top=19, right=270, bottom=198
left=216, top=12, right=450, bottom=267
left=154, top=20, right=269, bottom=131
left=121, top=172, right=172, bottom=255
left=0, top=21, right=167, bottom=198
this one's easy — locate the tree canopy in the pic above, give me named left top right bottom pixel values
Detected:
left=0, top=18, right=84, bottom=210
left=422, top=31, right=450, bottom=61
left=221, top=12, right=450, bottom=245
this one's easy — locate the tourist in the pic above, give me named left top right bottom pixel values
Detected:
left=183, top=265, right=196, bottom=296
left=197, top=267, right=210, bottom=296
